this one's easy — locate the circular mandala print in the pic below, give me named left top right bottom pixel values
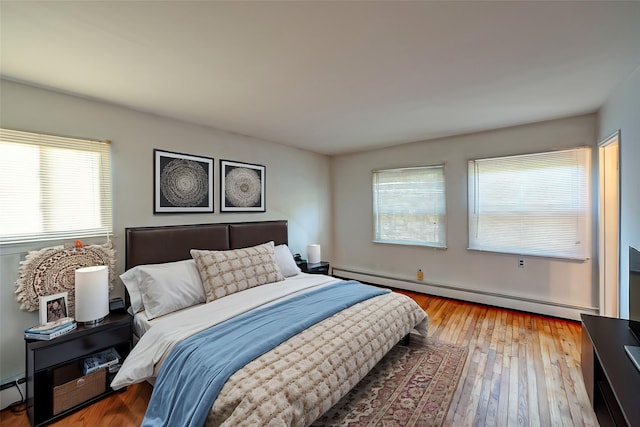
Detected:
left=160, top=159, right=208, bottom=207
left=225, top=167, right=261, bottom=207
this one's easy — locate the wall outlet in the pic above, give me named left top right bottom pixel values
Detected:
left=518, top=258, right=525, bottom=268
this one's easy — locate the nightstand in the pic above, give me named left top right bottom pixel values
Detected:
left=25, top=312, right=133, bottom=427
left=305, top=261, right=330, bottom=275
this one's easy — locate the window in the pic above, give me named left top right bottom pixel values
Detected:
left=0, top=128, right=112, bottom=244
left=468, top=147, right=591, bottom=259
left=373, top=165, right=446, bottom=248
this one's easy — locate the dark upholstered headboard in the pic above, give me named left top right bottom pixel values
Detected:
left=125, top=220, right=288, bottom=270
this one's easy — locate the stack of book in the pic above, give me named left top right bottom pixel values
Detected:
left=83, top=347, right=120, bottom=374
left=24, top=317, right=76, bottom=340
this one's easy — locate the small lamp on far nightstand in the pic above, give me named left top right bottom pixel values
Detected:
left=75, top=265, right=109, bottom=326
left=307, top=244, right=321, bottom=264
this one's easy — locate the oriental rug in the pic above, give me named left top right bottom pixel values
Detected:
left=313, top=335, right=468, bottom=427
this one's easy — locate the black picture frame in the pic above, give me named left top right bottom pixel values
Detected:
left=154, top=149, right=214, bottom=213
left=220, top=159, right=266, bottom=212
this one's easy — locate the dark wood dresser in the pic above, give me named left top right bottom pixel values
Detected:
left=581, top=314, right=640, bottom=426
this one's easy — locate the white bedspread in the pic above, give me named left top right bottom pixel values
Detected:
left=112, top=274, right=429, bottom=427
left=112, top=273, right=341, bottom=389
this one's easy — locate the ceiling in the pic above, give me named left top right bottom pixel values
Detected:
left=1, top=1, right=639, bottom=155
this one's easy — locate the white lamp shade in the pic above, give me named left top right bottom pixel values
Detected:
left=307, top=244, right=321, bottom=264
left=75, top=265, right=109, bottom=323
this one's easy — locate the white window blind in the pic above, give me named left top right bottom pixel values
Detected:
left=373, top=165, right=446, bottom=248
left=468, top=147, right=591, bottom=259
left=0, top=128, right=112, bottom=244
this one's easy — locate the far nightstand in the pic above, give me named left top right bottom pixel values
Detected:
left=305, top=261, right=330, bottom=275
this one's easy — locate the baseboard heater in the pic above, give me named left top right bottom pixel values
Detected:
left=333, top=267, right=598, bottom=321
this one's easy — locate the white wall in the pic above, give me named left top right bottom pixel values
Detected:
left=331, top=114, right=598, bottom=319
left=0, top=79, right=332, bottom=386
left=598, top=66, right=640, bottom=319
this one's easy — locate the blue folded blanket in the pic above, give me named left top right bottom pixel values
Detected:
left=142, top=280, right=389, bottom=427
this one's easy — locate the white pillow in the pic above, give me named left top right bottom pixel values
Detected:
left=119, top=259, right=205, bottom=316
left=137, top=259, right=206, bottom=320
left=274, top=244, right=301, bottom=277
left=120, top=268, right=145, bottom=314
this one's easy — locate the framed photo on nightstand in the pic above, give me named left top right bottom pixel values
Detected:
left=39, top=292, right=69, bottom=325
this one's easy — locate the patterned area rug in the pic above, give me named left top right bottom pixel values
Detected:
left=313, top=335, right=467, bottom=427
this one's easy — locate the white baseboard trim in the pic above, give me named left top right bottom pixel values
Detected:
left=333, top=267, right=598, bottom=321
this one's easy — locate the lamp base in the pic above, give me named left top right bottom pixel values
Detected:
left=79, top=316, right=106, bottom=327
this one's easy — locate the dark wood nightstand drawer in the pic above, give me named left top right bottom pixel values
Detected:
left=31, top=323, right=131, bottom=371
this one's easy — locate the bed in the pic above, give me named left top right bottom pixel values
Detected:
left=111, top=220, right=428, bottom=426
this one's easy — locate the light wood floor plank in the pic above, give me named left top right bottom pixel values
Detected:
left=528, top=316, right=547, bottom=426
left=496, top=311, right=512, bottom=424
left=475, top=308, right=498, bottom=425
left=1, top=290, right=598, bottom=427
left=507, top=354, right=520, bottom=426
left=514, top=314, right=529, bottom=426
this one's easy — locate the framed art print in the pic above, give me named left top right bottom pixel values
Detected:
left=220, top=159, right=265, bottom=212
left=154, top=149, right=214, bottom=213
left=39, top=292, right=69, bottom=325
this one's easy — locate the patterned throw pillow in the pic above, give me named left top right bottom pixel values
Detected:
left=191, top=241, right=284, bottom=303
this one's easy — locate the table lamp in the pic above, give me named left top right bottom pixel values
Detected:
left=75, top=265, right=109, bottom=326
left=307, top=244, right=321, bottom=264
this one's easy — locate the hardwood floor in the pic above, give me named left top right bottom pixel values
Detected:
left=393, top=290, right=598, bottom=427
left=1, top=290, right=598, bottom=426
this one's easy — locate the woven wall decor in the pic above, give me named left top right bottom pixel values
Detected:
left=15, top=242, right=116, bottom=317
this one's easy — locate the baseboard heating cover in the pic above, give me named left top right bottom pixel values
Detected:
left=333, top=267, right=598, bottom=321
